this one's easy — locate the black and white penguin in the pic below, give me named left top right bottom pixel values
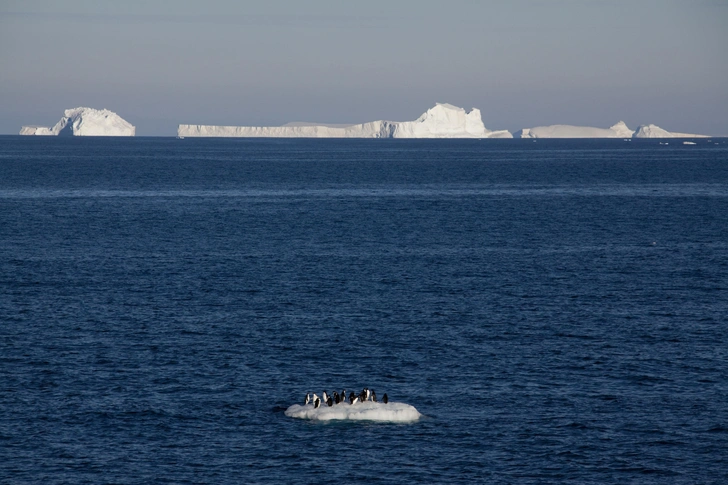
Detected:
left=359, top=390, right=366, bottom=403
left=349, top=393, right=357, bottom=405
left=382, top=393, right=388, bottom=404
left=341, top=390, right=347, bottom=403
left=314, top=397, right=321, bottom=409
left=322, top=391, right=329, bottom=403
left=371, top=390, right=377, bottom=402
left=326, top=396, right=333, bottom=407
left=333, top=391, right=340, bottom=404
left=305, top=393, right=311, bottom=405
left=365, top=388, right=372, bottom=401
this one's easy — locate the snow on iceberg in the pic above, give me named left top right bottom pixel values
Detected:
left=20, top=108, right=135, bottom=136
left=517, top=121, right=634, bottom=139
left=178, top=103, right=512, bottom=139
left=632, top=124, right=708, bottom=139
left=284, top=401, right=421, bottom=423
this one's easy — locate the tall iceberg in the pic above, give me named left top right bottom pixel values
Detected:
left=20, top=108, right=135, bottom=136
left=177, top=103, right=512, bottom=139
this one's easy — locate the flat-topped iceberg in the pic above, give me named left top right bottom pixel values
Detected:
left=517, top=121, right=710, bottom=139
left=632, top=124, right=709, bottom=139
left=20, top=107, right=135, bottom=136
left=178, top=103, right=512, bottom=139
left=517, top=121, right=634, bottom=139
left=285, top=400, right=421, bottom=422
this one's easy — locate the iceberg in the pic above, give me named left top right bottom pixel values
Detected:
left=178, top=103, right=512, bottom=139
left=517, top=120, right=711, bottom=139
left=517, top=121, right=634, bottom=139
left=20, top=107, right=135, bottom=136
left=632, top=124, right=709, bottom=139
left=284, top=400, right=421, bottom=423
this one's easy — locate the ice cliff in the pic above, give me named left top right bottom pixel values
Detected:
left=178, top=103, right=512, bottom=139
left=20, top=108, right=135, bottom=136
left=517, top=121, right=634, bottom=139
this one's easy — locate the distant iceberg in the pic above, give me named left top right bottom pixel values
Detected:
left=517, top=121, right=634, bottom=139
left=517, top=120, right=710, bottom=139
left=20, top=108, right=135, bottom=136
left=632, top=124, right=709, bottom=139
left=178, top=103, right=513, bottom=139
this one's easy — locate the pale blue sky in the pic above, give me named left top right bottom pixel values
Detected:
left=1, top=0, right=726, bottom=135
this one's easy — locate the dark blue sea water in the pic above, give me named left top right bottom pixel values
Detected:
left=1, top=137, right=727, bottom=483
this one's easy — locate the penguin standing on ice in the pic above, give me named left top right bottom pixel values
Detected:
left=349, top=392, right=358, bottom=405
left=371, top=390, right=377, bottom=402
left=382, top=393, right=388, bottom=404
left=305, top=393, right=311, bottom=405
left=341, top=390, right=347, bottom=403
left=326, top=396, right=333, bottom=407
left=322, top=391, right=330, bottom=403
left=333, top=391, right=340, bottom=404
left=365, top=388, right=372, bottom=401
left=314, top=396, right=321, bottom=409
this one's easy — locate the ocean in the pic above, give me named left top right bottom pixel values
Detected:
left=1, top=136, right=727, bottom=483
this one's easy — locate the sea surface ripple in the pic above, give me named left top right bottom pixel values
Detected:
left=1, top=137, right=727, bottom=483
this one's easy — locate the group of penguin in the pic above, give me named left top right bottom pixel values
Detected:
left=305, top=388, right=389, bottom=409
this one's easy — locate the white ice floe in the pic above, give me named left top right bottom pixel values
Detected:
left=178, top=103, right=512, bottom=139
left=20, top=107, right=135, bottom=136
left=284, top=401, right=421, bottom=422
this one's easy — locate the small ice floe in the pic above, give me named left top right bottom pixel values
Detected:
left=683, top=141, right=697, bottom=145
left=285, top=401, right=421, bottom=422
left=286, top=388, right=420, bottom=422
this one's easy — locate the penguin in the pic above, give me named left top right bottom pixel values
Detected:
left=333, top=391, right=340, bottom=404
left=382, top=393, right=388, bottom=404
left=359, top=390, right=366, bottom=403
left=365, top=388, right=371, bottom=401
left=349, top=393, right=357, bottom=405
left=371, top=390, right=377, bottom=402
left=314, top=397, right=321, bottom=409
left=322, top=391, right=329, bottom=403
left=305, top=393, right=311, bottom=405
left=341, top=390, right=347, bottom=403
left=326, top=396, right=333, bottom=407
